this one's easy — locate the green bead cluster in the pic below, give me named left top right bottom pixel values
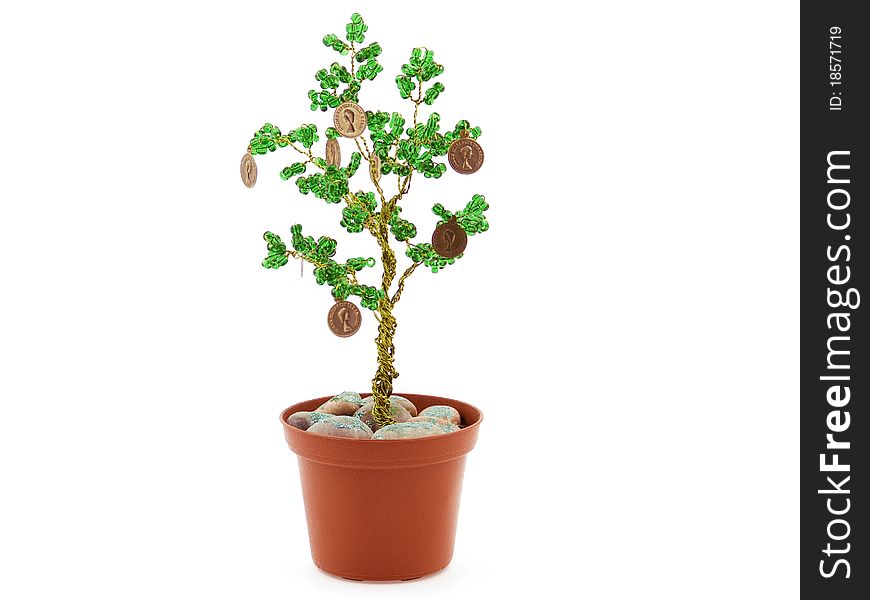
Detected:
left=395, top=75, right=415, bottom=99
left=289, top=123, right=319, bottom=148
left=345, top=152, right=362, bottom=177
left=355, top=42, right=381, bottom=62
left=367, top=111, right=409, bottom=175
left=447, top=119, right=482, bottom=140
left=285, top=224, right=383, bottom=310
left=345, top=13, right=368, bottom=43
left=423, top=82, right=445, bottom=105
left=335, top=281, right=383, bottom=310
left=308, top=61, right=361, bottom=111
left=341, top=191, right=377, bottom=233
left=316, top=63, right=352, bottom=90
left=280, top=162, right=306, bottom=180
left=406, top=242, right=460, bottom=273
left=389, top=206, right=417, bottom=242
left=262, top=231, right=289, bottom=269
left=322, top=34, right=350, bottom=55
left=251, top=13, right=491, bottom=316
left=347, top=257, right=377, bottom=271
left=401, top=196, right=490, bottom=273
left=250, top=123, right=323, bottom=154
left=433, top=194, right=489, bottom=234
left=396, top=48, right=445, bottom=102
left=357, top=58, right=383, bottom=81
left=310, top=14, right=377, bottom=110
left=250, top=123, right=285, bottom=155
left=308, top=75, right=361, bottom=111
left=296, top=165, right=350, bottom=204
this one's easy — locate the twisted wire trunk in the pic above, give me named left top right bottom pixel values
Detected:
left=371, top=197, right=399, bottom=427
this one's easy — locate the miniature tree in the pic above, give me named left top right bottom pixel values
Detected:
left=240, top=13, right=489, bottom=429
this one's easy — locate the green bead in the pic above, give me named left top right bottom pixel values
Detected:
left=280, top=162, right=307, bottom=180
left=395, top=75, right=414, bottom=99
left=330, top=62, right=352, bottom=83
left=346, top=256, right=376, bottom=271
left=261, top=231, right=289, bottom=270
left=423, top=82, right=445, bottom=105
left=433, top=195, right=490, bottom=236
left=340, top=205, right=367, bottom=233
left=345, top=13, right=367, bottom=43
left=355, top=42, right=382, bottom=62
left=366, top=111, right=390, bottom=132
left=389, top=112, right=405, bottom=132
left=290, top=123, right=319, bottom=148
left=343, top=152, right=362, bottom=178
left=357, top=58, right=383, bottom=81
left=389, top=206, right=417, bottom=241
left=323, top=33, right=350, bottom=55
left=325, top=127, right=340, bottom=139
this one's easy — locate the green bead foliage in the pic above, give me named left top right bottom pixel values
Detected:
left=322, top=33, right=350, bottom=56
left=289, top=124, right=319, bottom=148
left=345, top=152, right=362, bottom=177
left=287, top=224, right=382, bottom=309
left=355, top=42, right=381, bottom=63
left=433, top=194, right=489, bottom=234
left=310, top=15, right=376, bottom=110
left=389, top=206, right=417, bottom=242
left=401, top=48, right=444, bottom=82
left=396, top=47, right=445, bottom=104
left=262, top=231, right=290, bottom=269
left=252, top=14, right=490, bottom=307
left=346, top=13, right=367, bottom=43
left=341, top=191, right=377, bottom=233
left=295, top=165, right=349, bottom=204
left=406, top=242, right=460, bottom=273
left=403, top=196, right=490, bottom=272
left=280, top=162, right=306, bottom=180
left=250, top=123, right=282, bottom=155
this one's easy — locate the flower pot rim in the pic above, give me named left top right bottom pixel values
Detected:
left=280, top=392, right=483, bottom=467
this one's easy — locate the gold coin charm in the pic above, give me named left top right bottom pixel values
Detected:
left=325, top=138, right=341, bottom=167
left=431, top=217, right=467, bottom=259
left=448, top=130, right=484, bottom=175
left=333, top=102, right=367, bottom=138
left=370, top=153, right=381, bottom=183
left=240, top=152, right=258, bottom=188
left=328, top=299, right=362, bottom=337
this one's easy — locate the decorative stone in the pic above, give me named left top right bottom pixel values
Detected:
left=315, top=391, right=365, bottom=416
left=389, top=395, right=418, bottom=417
left=306, top=415, right=373, bottom=439
left=372, top=420, right=452, bottom=440
left=418, top=405, right=461, bottom=426
left=285, top=411, right=334, bottom=431
left=354, top=400, right=411, bottom=432
left=408, top=415, right=459, bottom=433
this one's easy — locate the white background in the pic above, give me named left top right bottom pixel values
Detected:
left=0, top=1, right=799, bottom=598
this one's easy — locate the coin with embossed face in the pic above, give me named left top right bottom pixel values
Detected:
left=370, top=153, right=381, bottom=183
left=328, top=300, right=362, bottom=337
left=448, top=132, right=484, bottom=175
left=240, top=152, right=257, bottom=188
left=325, top=138, right=341, bottom=167
left=431, top=217, right=467, bottom=259
left=333, top=102, right=367, bottom=138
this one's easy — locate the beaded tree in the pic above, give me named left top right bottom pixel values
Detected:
left=240, top=13, right=489, bottom=428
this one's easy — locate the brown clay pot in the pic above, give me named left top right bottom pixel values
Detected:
left=280, top=392, right=483, bottom=581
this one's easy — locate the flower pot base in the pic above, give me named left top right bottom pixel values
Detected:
left=281, top=393, right=482, bottom=582
left=317, top=561, right=449, bottom=582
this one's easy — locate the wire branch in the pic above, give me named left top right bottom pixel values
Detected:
left=391, top=261, right=420, bottom=304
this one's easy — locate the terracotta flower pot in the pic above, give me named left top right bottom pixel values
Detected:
left=280, top=392, right=483, bottom=581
